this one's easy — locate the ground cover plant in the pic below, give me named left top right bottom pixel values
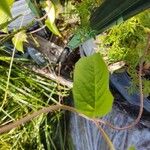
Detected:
left=0, top=47, right=69, bottom=149
left=0, top=0, right=149, bottom=150
left=99, top=10, right=150, bottom=95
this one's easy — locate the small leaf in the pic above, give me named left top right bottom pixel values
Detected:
left=45, top=19, right=61, bottom=37
left=73, top=53, right=113, bottom=118
left=44, top=1, right=61, bottom=37
left=12, top=31, right=27, bottom=52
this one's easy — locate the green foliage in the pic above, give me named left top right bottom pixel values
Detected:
left=0, top=0, right=13, bottom=18
left=73, top=53, right=113, bottom=118
left=74, top=0, right=101, bottom=28
left=0, top=15, right=21, bottom=30
left=100, top=10, right=150, bottom=94
left=0, top=49, right=69, bottom=149
left=0, top=0, right=14, bottom=32
left=68, top=0, right=103, bottom=49
left=12, top=30, right=28, bottom=52
left=45, top=18, right=61, bottom=37
left=44, top=1, right=61, bottom=37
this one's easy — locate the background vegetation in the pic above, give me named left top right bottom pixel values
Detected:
left=99, top=10, right=150, bottom=95
left=0, top=0, right=149, bottom=149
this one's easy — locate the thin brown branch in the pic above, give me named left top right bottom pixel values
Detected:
left=0, top=104, right=90, bottom=134
left=0, top=33, right=149, bottom=135
left=29, top=25, right=46, bottom=34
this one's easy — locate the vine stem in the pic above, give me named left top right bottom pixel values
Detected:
left=94, top=121, right=115, bottom=150
left=29, top=25, right=46, bottom=34
left=0, top=104, right=89, bottom=134
left=0, top=104, right=115, bottom=149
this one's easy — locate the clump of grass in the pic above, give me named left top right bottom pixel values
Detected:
left=0, top=47, right=70, bottom=149
left=99, top=10, right=150, bottom=95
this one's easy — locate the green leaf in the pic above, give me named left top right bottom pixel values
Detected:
left=73, top=53, right=113, bottom=118
left=44, top=1, right=61, bottom=37
left=0, top=0, right=13, bottom=18
left=12, top=31, right=27, bottom=52
left=0, top=0, right=14, bottom=32
left=0, top=15, right=21, bottom=30
left=45, top=19, right=61, bottom=37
